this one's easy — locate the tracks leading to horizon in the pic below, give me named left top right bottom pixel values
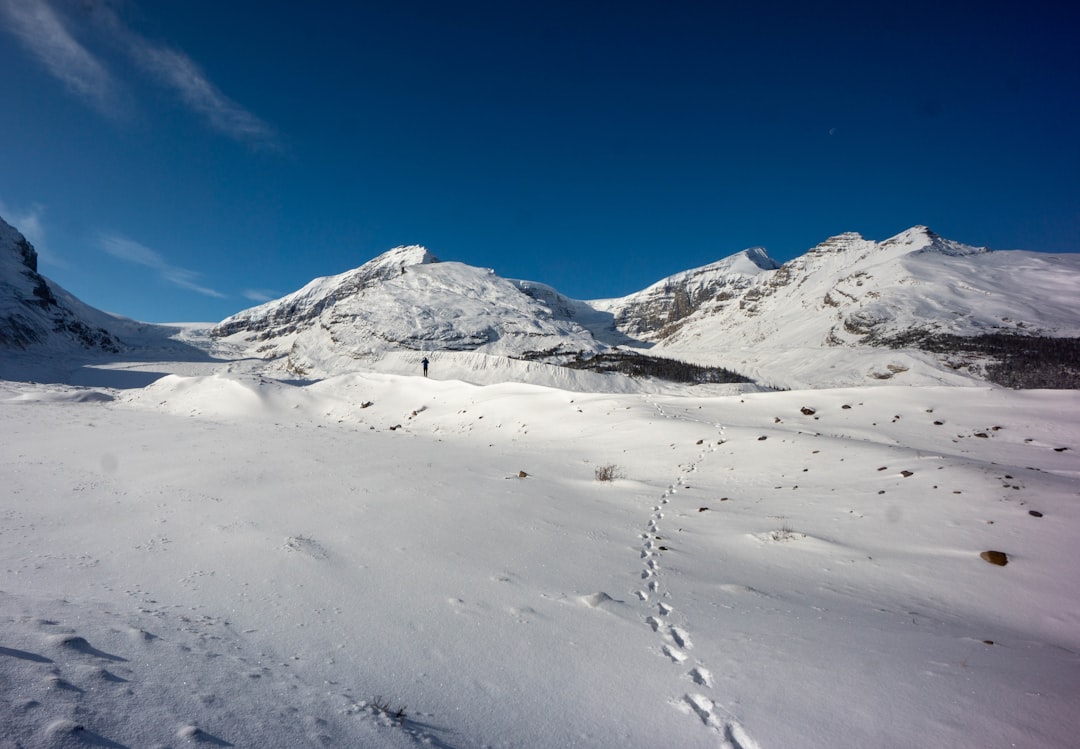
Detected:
left=636, top=399, right=760, bottom=748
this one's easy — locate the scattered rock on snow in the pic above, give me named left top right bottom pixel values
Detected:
left=580, top=592, right=620, bottom=608
left=801, top=407, right=816, bottom=415
left=980, top=550, right=1009, bottom=566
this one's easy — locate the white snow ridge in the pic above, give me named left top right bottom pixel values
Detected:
left=2, top=216, right=1080, bottom=748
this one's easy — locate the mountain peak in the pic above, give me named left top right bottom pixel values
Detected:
left=1, top=214, right=122, bottom=353
left=742, top=246, right=781, bottom=271
left=1, top=215, right=39, bottom=274
left=809, top=232, right=868, bottom=254
left=883, top=225, right=988, bottom=256
left=374, top=244, right=439, bottom=266
left=338, top=244, right=441, bottom=288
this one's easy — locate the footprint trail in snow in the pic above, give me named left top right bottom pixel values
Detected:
left=636, top=405, right=760, bottom=748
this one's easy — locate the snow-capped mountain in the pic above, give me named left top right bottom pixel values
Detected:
left=636, top=226, right=1080, bottom=387
left=213, top=225, right=1080, bottom=388
left=212, top=245, right=610, bottom=377
left=4, top=209, right=1077, bottom=390
left=0, top=216, right=121, bottom=353
left=589, top=246, right=780, bottom=339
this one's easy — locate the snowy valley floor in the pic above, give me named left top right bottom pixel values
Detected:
left=1, top=365, right=1079, bottom=748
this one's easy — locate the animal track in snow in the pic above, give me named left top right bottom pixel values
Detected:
left=683, top=693, right=724, bottom=730
left=631, top=410, right=758, bottom=749
left=669, top=626, right=691, bottom=649
left=689, top=666, right=712, bottom=687
left=662, top=644, right=688, bottom=663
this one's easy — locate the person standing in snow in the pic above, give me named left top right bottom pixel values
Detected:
left=421, top=357, right=429, bottom=377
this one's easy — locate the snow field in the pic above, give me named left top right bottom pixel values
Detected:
left=1, top=373, right=1078, bottom=747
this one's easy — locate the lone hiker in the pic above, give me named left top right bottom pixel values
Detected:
left=421, top=357, right=429, bottom=377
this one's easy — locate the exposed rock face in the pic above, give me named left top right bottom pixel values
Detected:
left=598, top=248, right=780, bottom=340
left=212, top=245, right=440, bottom=340
left=0, top=216, right=121, bottom=352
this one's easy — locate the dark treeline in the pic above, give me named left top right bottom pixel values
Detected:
left=566, top=351, right=754, bottom=384
left=883, top=332, right=1080, bottom=389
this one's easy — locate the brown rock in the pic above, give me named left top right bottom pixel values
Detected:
left=980, top=550, right=1009, bottom=566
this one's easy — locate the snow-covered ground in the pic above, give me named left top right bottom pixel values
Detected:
left=2, top=350, right=1078, bottom=748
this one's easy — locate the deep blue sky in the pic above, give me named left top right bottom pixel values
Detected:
left=1, top=0, right=1078, bottom=322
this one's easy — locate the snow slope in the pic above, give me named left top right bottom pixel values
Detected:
left=207, top=226, right=1080, bottom=391
left=213, top=246, right=609, bottom=379
left=0, top=216, right=121, bottom=356
left=9, top=210, right=1077, bottom=392
left=2, top=360, right=1078, bottom=748
left=638, top=227, right=1080, bottom=388
left=3, top=214, right=1079, bottom=745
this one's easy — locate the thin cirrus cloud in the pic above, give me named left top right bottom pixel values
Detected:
left=0, top=199, right=64, bottom=267
left=100, top=233, right=226, bottom=299
left=242, top=289, right=278, bottom=303
left=0, top=0, right=118, bottom=114
left=128, top=41, right=278, bottom=149
left=0, top=0, right=277, bottom=148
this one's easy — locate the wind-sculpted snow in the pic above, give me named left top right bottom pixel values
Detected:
left=2, top=365, right=1079, bottom=748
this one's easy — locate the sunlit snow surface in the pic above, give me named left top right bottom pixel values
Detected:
left=2, top=350, right=1079, bottom=748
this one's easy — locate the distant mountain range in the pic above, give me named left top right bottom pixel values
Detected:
left=3, top=214, right=1078, bottom=389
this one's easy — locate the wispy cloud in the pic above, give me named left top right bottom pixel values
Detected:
left=85, top=0, right=278, bottom=149
left=100, top=233, right=226, bottom=299
left=0, top=199, right=64, bottom=267
left=0, top=0, right=118, bottom=113
left=127, top=40, right=279, bottom=149
left=242, top=288, right=279, bottom=303
left=0, top=0, right=277, bottom=148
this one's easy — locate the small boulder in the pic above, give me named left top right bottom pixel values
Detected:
left=980, top=550, right=1009, bottom=566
